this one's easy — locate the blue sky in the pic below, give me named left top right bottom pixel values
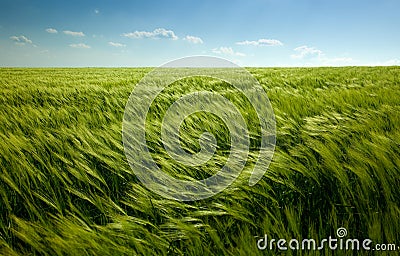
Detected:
left=0, top=0, right=399, bottom=67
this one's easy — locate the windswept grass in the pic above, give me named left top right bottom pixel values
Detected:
left=0, top=67, right=399, bottom=255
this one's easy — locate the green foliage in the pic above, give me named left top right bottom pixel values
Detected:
left=0, top=67, right=399, bottom=255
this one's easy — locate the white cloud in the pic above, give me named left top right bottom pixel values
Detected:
left=319, top=57, right=355, bottom=66
left=366, top=58, right=400, bottom=66
left=46, top=28, right=58, bottom=34
left=291, top=45, right=323, bottom=59
left=212, top=47, right=246, bottom=57
left=122, top=28, right=178, bottom=40
left=10, top=35, right=33, bottom=45
left=69, top=43, right=91, bottom=49
left=184, top=35, right=203, bottom=44
left=94, top=9, right=100, bottom=14
left=109, top=42, right=126, bottom=47
left=315, top=57, right=399, bottom=67
left=290, top=45, right=357, bottom=66
left=63, top=30, right=85, bottom=37
left=377, top=58, right=400, bottom=66
left=236, top=39, right=283, bottom=46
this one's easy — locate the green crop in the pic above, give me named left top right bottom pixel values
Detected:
left=0, top=67, right=399, bottom=255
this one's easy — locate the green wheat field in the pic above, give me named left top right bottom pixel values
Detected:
left=0, top=67, right=399, bottom=255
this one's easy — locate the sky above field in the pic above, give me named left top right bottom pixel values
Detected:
left=0, top=0, right=399, bottom=67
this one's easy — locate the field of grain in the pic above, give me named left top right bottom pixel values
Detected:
left=0, top=67, right=399, bottom=255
